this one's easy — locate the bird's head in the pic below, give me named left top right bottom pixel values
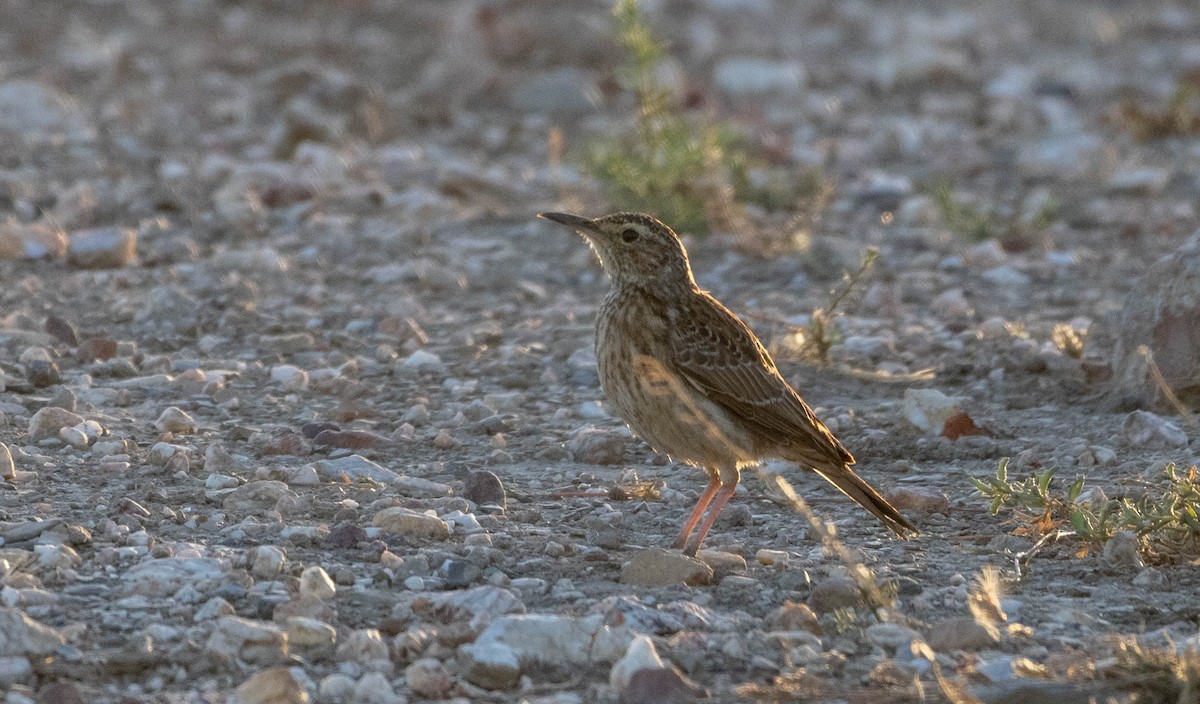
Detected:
left=538, top=211, right=696, bottom=291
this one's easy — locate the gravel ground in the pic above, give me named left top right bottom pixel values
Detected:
left=2, top=1, right=1200, bottom=702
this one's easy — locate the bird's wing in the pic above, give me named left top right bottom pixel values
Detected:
left=668, top=291, right=854, bottom=466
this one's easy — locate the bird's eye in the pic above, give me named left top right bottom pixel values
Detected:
left=621, top=228, right=640, bottom=243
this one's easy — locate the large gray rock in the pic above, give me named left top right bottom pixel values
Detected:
left=1107, top=230, right=1200, bottom=411
left=0, top=80, right=95, bottom=142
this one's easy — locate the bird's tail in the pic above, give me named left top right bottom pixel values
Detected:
left=812, top=464, right=919, bottom=538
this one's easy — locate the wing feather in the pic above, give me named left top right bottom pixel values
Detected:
left=669, top=292, right=854, bottom=467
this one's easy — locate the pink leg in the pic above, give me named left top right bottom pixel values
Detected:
left=682, top=484, right=737, bottom=556
left=671, top=477, right=720, bottom=550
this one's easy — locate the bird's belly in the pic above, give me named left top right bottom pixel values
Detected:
left=598, top=345, right=755, bottom=468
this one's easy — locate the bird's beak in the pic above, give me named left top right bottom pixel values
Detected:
left=538, top=212, right=600, bottom=237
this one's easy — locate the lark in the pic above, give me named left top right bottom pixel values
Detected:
left=539, top=211, right=917, bottom=556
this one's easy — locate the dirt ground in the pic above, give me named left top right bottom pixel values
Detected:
left=1, top=1, right=1199, bottom=702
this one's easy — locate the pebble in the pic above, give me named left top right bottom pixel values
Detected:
left=610, top=635, right=665, bottom=690
left=205, top=616, right=288, bottom=665
left=0, top=444, right=14, bottom=480
left=459, top=640, right=521, bottom=690
left=232, top=667, right=308, bottom=704
left=1132, top=566, right=1167, bottom=588
left=194, top=597, right=235, bottom=622
left=154, top=406, right=198, bottom=434
left=981, top=265, right=1031, bottom=288
left=1101, top=530, right=1144, bottom=573
left=269, top=365, right=309, bottom=390
left=394, top=475, right=452, bottom=498
left=885, top=486, right=949, bottom=514
left=319, top=673, right=356, bottom=702
left=0, top=80, right=95, bottom=142
left=286, top=616, right=336, bottom=650
left=405, top=658, right=453, bottom=699
left=620, top=666, right=709, bottom=704
left=767, top=601, right=822, bottom=636
left=251, top=546, right=286, bottom=578
left=1108, top=166, right=1170, bottom=196
left=713, top=57, right=805, bottom=98
left=401, top=349, right=446, bottom=374
left=512, top=67, right=599, bottom=115
left=0, top=608, right=66, bottom=656
left=308, top=456, right=400, bottom=483
left=754, top=549, right=790, bottom=567
left=148, top=442, right=191, bottom=466
left=808, top=577, right=863, bottom=613
left=353, top=671, right=403, bottom=704
left=469, top=613, right=633, bottom=668
left=27, top=407, right=84, bottom=442
left=299, top=566, right=336, bottom=601
left=620, top=548, right=713, bottom=587
left=930, top=288, right=972, bottom=318
left=926, top=615, right=1000, bottom=652
left=900, top=389, right=962, bottom=435
left=335, top=628, right=389, bottom=665
left=223, top=481, right=295, bottom=514
left=463, top=470, right=506, bottom=509
left=122, top=557, right=227, bottom=597
left=67, top=227, right=137, bottom=268
left=567, top=426, right=626, bottom=465
left=695, top=550, right=747, bottom=579
left=0, top=221, right=68, bottom=260
left=1119, top=411, right=1188, bottom=450
left=372, top=507, right=452, bottom=540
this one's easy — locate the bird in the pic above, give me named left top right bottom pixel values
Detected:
left=538, top=211, right=917, bottom=556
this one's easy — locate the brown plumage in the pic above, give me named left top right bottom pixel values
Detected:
left=539, top=211, right=917, bottom=556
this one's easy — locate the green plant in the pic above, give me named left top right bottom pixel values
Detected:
left=973, top=459, right=1200, bottom=559
left=930, top=183, right=1059, bottom=243
left=583, top=0, right=751, bottom=236
left=801, top=247, right=879, bottom=365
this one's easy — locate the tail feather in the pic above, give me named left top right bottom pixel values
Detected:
left=812, top=464, right=918, bottom=538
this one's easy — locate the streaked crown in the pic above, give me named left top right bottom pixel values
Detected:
left=538, top=211, right=696, bottom=290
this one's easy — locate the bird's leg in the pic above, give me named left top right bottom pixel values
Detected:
left=682, top=466, right=740, bottom=556
left=671, top=474, right=721, bottom=551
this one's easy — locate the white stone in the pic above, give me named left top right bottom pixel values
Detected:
left=287, top=617, right=336, bottom=649
left=713, top=57, right=805, bottom=97
left=123, top=557, right=227, bottom=597
left=155, top=406, right=197, bottom=434
left=0, top=443, right=14, bottom=480
left=205, top=616, right=287, bottom=665
left=400, top=350, right=445, bottom=374
left=252, top=546, right=286, bottom=579
left=901, top=389, right=962, bottom=434
left=299, top=566, right=336, bottom=601
left=458, top=640, right=521, bottom=690
left=405, top=658, right=453, bottom=699
left=147, top=442, right=191, bottom=465
left=470, top=613, right=633, bottom=668
left=67, top=227, right=137, bottom=268
left=352, top=671, right=403, bottom=704
left=755, top=549, right=790, bottom=567
left=372, top=507, right=451, bottom=540
left=0, top=608, right=65, bottom=656
left=270, top=365, right=309, bottom=390
left=319, top=673, right=356, bottom=702
left=27, top=407, right=84, bottom=442
left=194, top=597, right=235, bottom=622
left=610, top=635, right=665, bottom=690
left=308, top=455, right=399, bottom=483
left=1120, top=411, right=1188, bottom=450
